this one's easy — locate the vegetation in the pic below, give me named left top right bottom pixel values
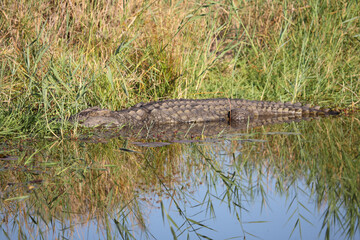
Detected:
left=1, top=1, right=359, bottom=239
left=0, top=0, right=359, bottom=138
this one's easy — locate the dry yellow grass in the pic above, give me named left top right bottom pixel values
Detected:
left=0, top=0, right=359, bottom=137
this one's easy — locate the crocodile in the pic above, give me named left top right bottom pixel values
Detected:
left=69, top=98, right=340, bottom=128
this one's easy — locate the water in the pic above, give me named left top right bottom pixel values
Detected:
left=0, top=115, right=359, bottom=239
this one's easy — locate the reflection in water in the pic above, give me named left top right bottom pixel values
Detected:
left=0, top=115, right=359, bottom=239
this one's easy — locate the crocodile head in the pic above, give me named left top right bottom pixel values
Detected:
left=69, top=107, right=119, bottom=127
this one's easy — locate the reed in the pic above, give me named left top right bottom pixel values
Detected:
left=0, top=0, right=359, bottom=138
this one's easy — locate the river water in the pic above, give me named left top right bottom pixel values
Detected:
left=0, top=114, right=359, bottom=239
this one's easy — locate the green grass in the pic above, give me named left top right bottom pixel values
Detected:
left=1, top=2, right=359, bottom=238
left=1, top=0, right=359, bottom=138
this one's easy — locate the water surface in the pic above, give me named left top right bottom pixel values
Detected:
left=0, top=115, right=359, bottom=239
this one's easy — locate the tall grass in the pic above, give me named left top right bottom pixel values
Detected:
left=1, top=0, right=359, bottom=138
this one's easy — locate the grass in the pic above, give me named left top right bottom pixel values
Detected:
left=0, top=1, right=359, bottom=238
left=0, top=0, right=359, bottom=138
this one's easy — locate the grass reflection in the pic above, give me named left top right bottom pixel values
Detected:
left=0, top=115, right=359, bottom=239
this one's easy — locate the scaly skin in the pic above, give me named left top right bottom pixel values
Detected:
left=70, top=98, right=339, bottom=127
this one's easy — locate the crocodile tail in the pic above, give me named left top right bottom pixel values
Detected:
left=322, top=108, right=341, bottom=115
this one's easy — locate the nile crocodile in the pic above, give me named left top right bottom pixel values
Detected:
left=70, top=98, right=339, bottom=127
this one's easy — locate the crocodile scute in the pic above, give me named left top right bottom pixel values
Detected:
left=70, top=98, right=340, bottom=127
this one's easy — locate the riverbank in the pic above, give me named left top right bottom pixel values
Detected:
left=1, top=0, right=359, bottom=138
